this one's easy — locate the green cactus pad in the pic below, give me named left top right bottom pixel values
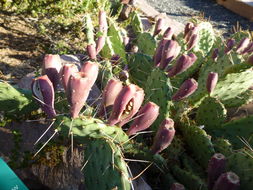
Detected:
left=192, top=21, right=215, bottom=56
left=227, top=149, right=253, bottom=190
left=171, top=165, right=208, bottom=190
left=214, top=115, right=253, bottom=148
left=213, top=138, right=233, bottom=156
left=128, top=53, right=153, bottom=88
left=84, top=14, right=95, bottom=45
left=100, top=37, right=115, bottom=58
left=130, top=11, right=143, bottom=34
left=145, top=68, right=173, bottom=131
left=181, top=125, right=215, bottom=168
left=55, top=115, right=129, bottom=145
left=196, top=97, right=227, bottom=131
left=136, top=32, right=156, bottom=56
left=101, top=18, right=127, bottom=62
left=0, top=82, right=38, bottom=118
left=83, top=138, right=131, bottom=190
left=166, top=135, right=185, bottom=161
left=98, top=60, right=114, bottom=89
left=211, top=69, right=253, bottom=108
left=180, top=153, right=206, bottom=178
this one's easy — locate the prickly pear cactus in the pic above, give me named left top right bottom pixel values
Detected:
left=136, top=32, right=157, bottom=56
left=0, top=81, right=38, bottom=118
left=55, top=115, right=129, bottom=144
left=196, top=97, right=227, bottom=131
left=145, top=68, right=173, bottom=130
left=128, top=53, right=153, bottom=88
left=83, top=138, right=131, bottom=190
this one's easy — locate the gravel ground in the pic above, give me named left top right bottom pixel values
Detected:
left=145, top=0, right=253, bottom=35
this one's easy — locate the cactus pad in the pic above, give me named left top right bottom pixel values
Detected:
left=83, top=138, right=131, bottom=190
left=196, top=97, right=227, bottom=131
left=145, top=68, right=173, bottom=130
left=136, top=32, right=156, bottom=56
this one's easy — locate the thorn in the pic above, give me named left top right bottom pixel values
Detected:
left=33, top=129, right=58, bottom=158
left=34, top=119, right=56, bottom=145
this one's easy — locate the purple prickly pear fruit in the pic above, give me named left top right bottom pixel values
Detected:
left=151, top=118, right=175, bottom=154
left=31, top=75, right=56, bottom=118
left=184, top=22, right=194, bottom=38
left=206, top=72, right=218, bottom=95
left=247, top=54, right=253, bottom=65
left=187, top=34, right=198, bottom=51
left=98, top=10, right=108, bottom=33
left=207, top=153, right=226, bottom=190
left=80, top=61, right=99, bottom=88
left=241, top=42, right=253, bottom=54
left=159, top=40, right=181, bottom=70
left=126, top=102, right=159, bottom=136
left=170, top=183, right=185, bottom=190
left=168, top=53, right=197, bottom=77
left=153, top=18, right=164, bottom=37
left=60, top=64, right=79, bottom=91
left=98, top=79, right=123, bottom=117
left=212, top=48, right=219, bottom=61
left=172, top=78, right=198, bottom=101
left=42, top=54, right=62, bottom=90
left=235, top=37, right=250, bottom=54
left=213, top=172, right=240, bottom=190
left=154, top=39, right=168, bottom=67
left=108, top=84, right=145, bottom=126
left=96, top=36, right=106, bottom=54
left=87, top=44, right=97, bottom=60
left=66, top=72, right=91, bottom=118
left=185, top=26, right=198, bottom=43
left=224, top=38, right=236, bottom=54
left=163, top=27, right=174, bottom=39
left=111, top=54, right=121, bottom=65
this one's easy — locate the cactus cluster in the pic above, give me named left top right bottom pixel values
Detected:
left=1, top=2, right=253, bottom=190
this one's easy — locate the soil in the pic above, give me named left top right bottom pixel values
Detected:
left=0, top=11, right=49, bottom=82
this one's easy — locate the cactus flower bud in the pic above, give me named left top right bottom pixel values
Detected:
left=96, top=36, right=106, bottom=54
left=154, top=39, right=168, bottom=67
left=184, top=22, right=194, bottom=38
left=66, top=72, right=92, bottom=118
left=87, top=44, right=97, bottom=60
left=224, top=39, right=236, bottom=54
left=172, top=78, right=198, bottom=101
left=42, top=54, right=62, bottom=90
left=151, top=118, right=175, bottom=154
left=207, top=153, right=226, bottom=190
left=206, top=72, right=218, bottom=94
left=80, top=61, right=99, bottom=88
left=213, top=172, right=240, bottom=190
left=127, top=102, right=159, bottom=136
left=170, top=183, right=185, bottom=190
left=131, top=45, right=139, bottom=53
left=241, top=42, right=253, bottom=54
left=31, top=75, right=56, bottom=118
left=60, top=64, right=79, bottom=91
left=153, top=18, right=164, bottom=37
left=212, top=48, right=219, bottom=61
left=163, top=27, right=174, bottom=39
left=187, top=34, right=198, bottom=51
left=98, top=10, right=108, bottom=33
left=98, top=79, right=123, bottom=117
left=168, top=53, right=197, bottom=77
left=108, top=84, right=145, bottom=127
left=159, top=40, right=181, bottom=70
left=185, top=26, right=198, bottom=43
left=235, top=37, right=250, bottom=54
